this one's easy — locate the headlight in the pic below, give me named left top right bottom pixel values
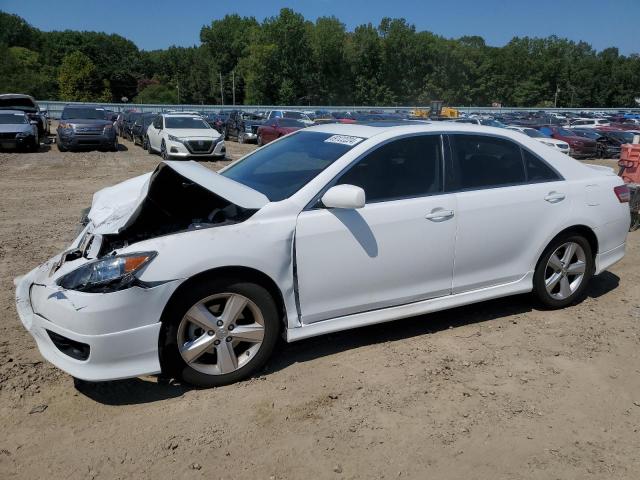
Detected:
left=57, top=252, right=157, bottom=293
left=167, top=134, right=184, bottom=143
left=103, top=124, right=113, bottom=132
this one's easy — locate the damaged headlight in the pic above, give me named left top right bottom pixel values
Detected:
left=57, top=252, right=157, bottom=293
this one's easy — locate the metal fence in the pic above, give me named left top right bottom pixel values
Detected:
left=37, top=100, right=640, bottom=120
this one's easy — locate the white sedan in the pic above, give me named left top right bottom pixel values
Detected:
left=15, top=123, right=630, bottom=387
left=506, top=126, right=570, bottom=153
left=146, top=113, right=225, bottom=159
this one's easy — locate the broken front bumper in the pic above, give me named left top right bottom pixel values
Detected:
left=14, top=259, right=180, bottom=382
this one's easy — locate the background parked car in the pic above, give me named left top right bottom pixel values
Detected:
left=0, top=93, right=50, bottom=136
left=122, top=111, right=142, bottom=141
left=0, top=110, right=39, bottom=151
left=146, top=113, right=225, bottom=159
left=56, top=105, right=118, bottom=152
left=224, top=110, right=264, bottom=143
left=266, top=110, right=314, bottom=126
left=505, top=126, right=570, bottom=154
left=536, top=125, right=597, bottom=158
left=570, top=128, right=622, bottom=158
left=131, top=112, right=156, bottom=148
left=204, top=112, right=230, bottom=133
left=257, top=118, right=306, bottom=145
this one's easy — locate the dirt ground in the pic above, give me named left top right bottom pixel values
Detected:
left=0, top=130, right=639, bottom=480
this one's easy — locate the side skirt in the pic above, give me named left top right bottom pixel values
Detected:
left=285, top=272, right=533, bottom=342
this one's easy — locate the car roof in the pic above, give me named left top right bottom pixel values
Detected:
left=305, top=121, right=525, bottom=139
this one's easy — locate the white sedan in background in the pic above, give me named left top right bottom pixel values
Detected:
left=506, top=126, right=570, bottom=154
left=15, top=123, right=630, bottom=387
left=146, top=113, right=225, bottom=159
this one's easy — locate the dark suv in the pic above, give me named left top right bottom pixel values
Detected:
left=57, top=106, right=118, bottom=152
left=224, top=110, right=264, bottom=143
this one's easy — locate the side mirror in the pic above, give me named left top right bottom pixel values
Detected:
left=321, top=184, right=365, bottom=209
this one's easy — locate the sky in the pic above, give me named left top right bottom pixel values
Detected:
left=2, top=0, right=639, bottom=55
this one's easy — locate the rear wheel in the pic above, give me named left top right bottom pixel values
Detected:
left=533, top=234, right=593, bottom=308
left=238, top=132, right=245, bottom=144
left=257, top=134, right=263, bottom=146
left=160, top=279, right=280, bottom=387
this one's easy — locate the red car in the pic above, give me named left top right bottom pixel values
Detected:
left=257, top=118, right=306, bottom=145
left=537, top=125, right=597, bottom=159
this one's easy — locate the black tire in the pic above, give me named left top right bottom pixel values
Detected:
left=238, top=132, right=245, bottom=144
left=533, top=234, right=594, bottom=309
left=147, top=137, right=155, bottom=154
left=223, top=127, right=229, bottom=141
left=29, top=135, right=39, bottom=152
left=110, top=138, right=119, bottom=152
left=57, top=141, right=67, bottom=152
left=159, top=278, right=281, bottom=387
left=257, top=134, right=263, bottom=146
left=160, top=140, right=169, bottom=160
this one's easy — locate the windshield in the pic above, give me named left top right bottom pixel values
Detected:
left=480, top=119, right=506, bottom=128
left=609, top=131, right=634, bottom=143
left=165, top=116, right=210, bottom=129
left=282, top=111, right=307, bottom=120
left=221, top=131, right=361, bottom=201
left=61, top=108, right=105, bottom=120
left=278, top=119, right=306, bottom=128
left=0, top=113, right=28, bottom=124
left=556, top=128, right=576, bottom=136
left=0, top=98, right=37, bottom=111
left=523, top=128, right=544, bottom=138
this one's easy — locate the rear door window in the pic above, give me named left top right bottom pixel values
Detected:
left=448, top=134, right=526, bottom=190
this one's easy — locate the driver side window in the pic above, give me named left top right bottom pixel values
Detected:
left=336, top=135, right=443, bottom=203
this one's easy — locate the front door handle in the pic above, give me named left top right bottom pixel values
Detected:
left=544, top=192, right=566, bottom=203
left=425, top=208, right=455, bottom=221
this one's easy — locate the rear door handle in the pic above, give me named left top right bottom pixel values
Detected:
left=544, top=192, right=566, bottom=203
left=425, top=209, right=455, bottom=221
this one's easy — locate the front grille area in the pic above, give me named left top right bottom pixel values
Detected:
left=186, top=139, right=214, bottom=153
left=0, top=132, right=16, bottom=139
left=47, top=330, right=90, bottom=361
left=75, top=129, right=103, bottom=135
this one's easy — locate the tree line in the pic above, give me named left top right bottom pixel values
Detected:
left=1, top=8, right=639, bottom=107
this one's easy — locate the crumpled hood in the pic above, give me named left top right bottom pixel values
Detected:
left=87, top=161, right=269, bottom=234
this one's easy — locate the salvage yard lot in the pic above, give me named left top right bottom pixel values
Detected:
left=0, top=135, right=639, bottom=479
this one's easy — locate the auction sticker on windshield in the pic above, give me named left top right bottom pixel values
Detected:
left=324, top=135, right=364, bottom=146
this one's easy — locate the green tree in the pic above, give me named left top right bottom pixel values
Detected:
left=134, top=83, right=179, bottom=104
left=58, top=51, right=101, bottom=101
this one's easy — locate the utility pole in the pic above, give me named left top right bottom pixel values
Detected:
left=554, top=85, right=560, bottom=108
left=232, top=71, right=236, bottom=106
left=219, top=73, right=224, bottom=106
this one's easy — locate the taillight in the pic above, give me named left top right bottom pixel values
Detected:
left=614, top=184, right=631, bottom=203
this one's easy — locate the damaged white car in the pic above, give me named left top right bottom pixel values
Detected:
left=15, top=123, right=630, bottom=387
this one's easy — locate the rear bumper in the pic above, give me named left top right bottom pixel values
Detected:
left=595, top=242, right=626, bottom=275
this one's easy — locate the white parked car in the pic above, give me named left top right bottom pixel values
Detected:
left=506, top=126, right=570, bottom=154
left=146, top=113, right=225, bottom=159
left=569, top=118, right=611, bottom=129
left=266, top=110, right=314, bottom=126
left=15, top=123, right=630, bottom=387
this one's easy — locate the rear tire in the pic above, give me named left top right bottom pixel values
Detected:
left=533, top=234, right=593, bottom=309
left=159, top=279, right=281, bottom=387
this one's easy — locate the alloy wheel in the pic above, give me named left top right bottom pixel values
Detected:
left=544, top=242, right=587, bottom=300
left=177, top=293, right=266, bottom=375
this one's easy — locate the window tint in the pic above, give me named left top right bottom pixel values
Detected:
left=449, top=134, right=525, bottom=190
left=337, top=135, right=442, bottom=203
left=523, top=149, right=560, bottom=183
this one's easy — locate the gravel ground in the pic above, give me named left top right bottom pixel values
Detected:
left=0, top=131, right=639, bottom=479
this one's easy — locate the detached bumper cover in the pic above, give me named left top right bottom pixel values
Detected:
left=15, top=262, right=181, bottom=381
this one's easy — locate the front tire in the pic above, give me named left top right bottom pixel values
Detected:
left=160, top=279, right=280, bottom=387
left=160, top=140, right=169, bottom=160
left=533, top=234, right=593, bottom=309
